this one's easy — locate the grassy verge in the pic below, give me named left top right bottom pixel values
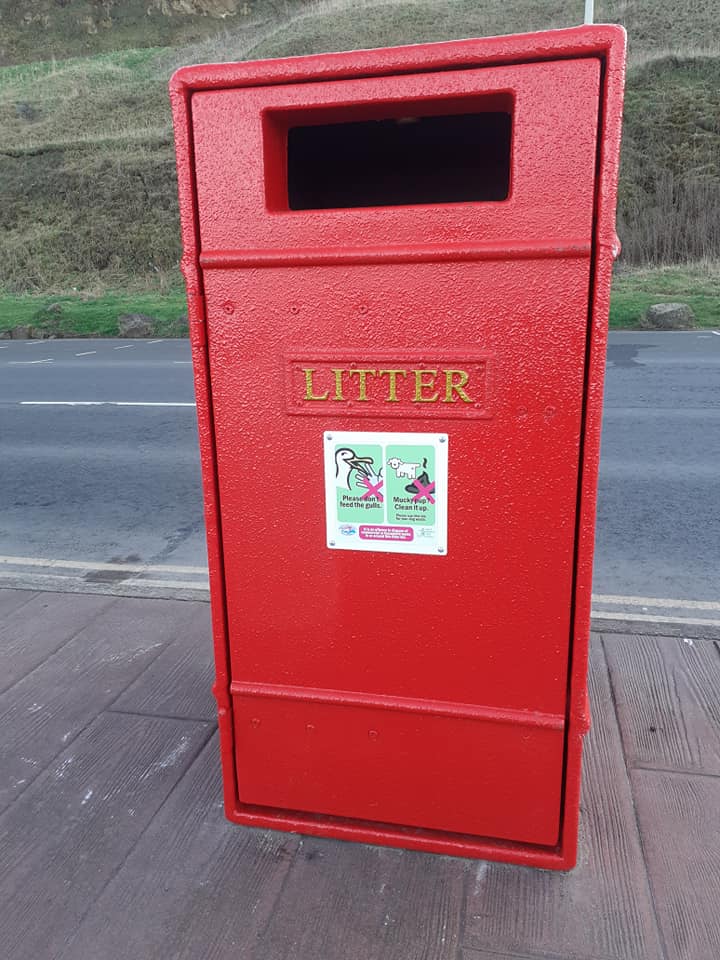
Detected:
left=610, top=264, right=720, bottom=328
left=1, top=267, right=717, bottom=338
left=0, top=290, right=187, bottom=338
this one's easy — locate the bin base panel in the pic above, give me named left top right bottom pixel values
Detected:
left=232, top=685, right=565, bottom=848
left=223, top=720, right=588, bottom=870
left=224, top=800, right=576, bottom=870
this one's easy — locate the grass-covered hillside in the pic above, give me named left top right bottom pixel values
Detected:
left=3, top=0, right=719, bottom=67
left=1, top=0, right=719, bottom=332
left=0, top=1, right=296, bottom=66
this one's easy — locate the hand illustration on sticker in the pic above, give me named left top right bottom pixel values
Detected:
left=335, top=447, right=384, bottom=502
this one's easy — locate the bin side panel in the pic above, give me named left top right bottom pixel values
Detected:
left=169, top=80, right=239, bottom=817
left=560, top=25, right=627, bottom=868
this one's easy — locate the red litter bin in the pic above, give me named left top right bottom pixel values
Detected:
left=170, top=24, right=626, bottom=869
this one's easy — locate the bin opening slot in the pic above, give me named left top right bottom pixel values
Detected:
left=273, top=97, right=512, bottom=211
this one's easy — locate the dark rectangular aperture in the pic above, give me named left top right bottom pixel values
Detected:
left=287, top=112, right=511, bottom=210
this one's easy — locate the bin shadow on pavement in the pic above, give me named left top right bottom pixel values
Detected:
left=0, top=587, right=718, bottom=960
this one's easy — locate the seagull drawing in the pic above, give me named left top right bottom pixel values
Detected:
left=335, top=448, right=375, bottom=490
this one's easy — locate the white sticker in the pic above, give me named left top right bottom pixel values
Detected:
left=324, top=431, right=448, bottom=555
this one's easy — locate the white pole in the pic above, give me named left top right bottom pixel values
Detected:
left=584, top=0, right=594, bottom=23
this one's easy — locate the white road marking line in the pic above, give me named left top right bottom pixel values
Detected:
left=147, top=339, right=164, bottom=344
left=113, top=344, right=134, bottom=350
left=0, top=555, right=208, bottom=575
left=112, top=401, right=195, bottom=407
left=19, top=401, right=196, bottom=407
left=9, top=359, right=53, bottom=364
left=25, top=340, right=44, bottom=345
left=0, top=345, right=9, bottom=349
left=173, top=361, right=192, bottom=364
left=75, top=351, right=97, bottom=356
left=592, top=593, right=720, bottom=612
left=131, top=578, right=209, bottom=591
left=592, top=611, right=720, bottom=628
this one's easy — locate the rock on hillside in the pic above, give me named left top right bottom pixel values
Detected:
left=151, top=0, right=241, bottom=14
left=640, top=303, right=697, bottom=330
left=118, top=313, right=157, bottom=337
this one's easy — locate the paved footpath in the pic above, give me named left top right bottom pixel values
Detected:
left=1, top=588, right=718, bottom=960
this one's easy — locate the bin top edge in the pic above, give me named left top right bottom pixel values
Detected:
left=168, top=23, right=626, bottom=96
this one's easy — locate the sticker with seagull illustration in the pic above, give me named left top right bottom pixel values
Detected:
left=324, top=431, right=448, bottom=555
left=334, top=443, right=384, bottom=523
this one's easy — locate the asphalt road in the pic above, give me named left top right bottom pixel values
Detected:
left=0, top=332, right=718, bottom=627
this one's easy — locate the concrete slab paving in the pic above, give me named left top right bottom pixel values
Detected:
left=463, top=642, right=664, bottom=960
left=605, top=632, right=720, bottom=774
left=0, top=589, right=38, bottom=618
left=0, top=595, right=203, bottom=812
left=0, top=590, right=116, bottom=694
left=0, top=712, right=211, bottom=960
left=631, top=769, right=720, bottom=960
left=58, top=736, right=298, bottom=960
left=111, top=601, right=215, bottom=721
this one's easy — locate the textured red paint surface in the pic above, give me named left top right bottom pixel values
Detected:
left=170, top=24, right=626, bottom=869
